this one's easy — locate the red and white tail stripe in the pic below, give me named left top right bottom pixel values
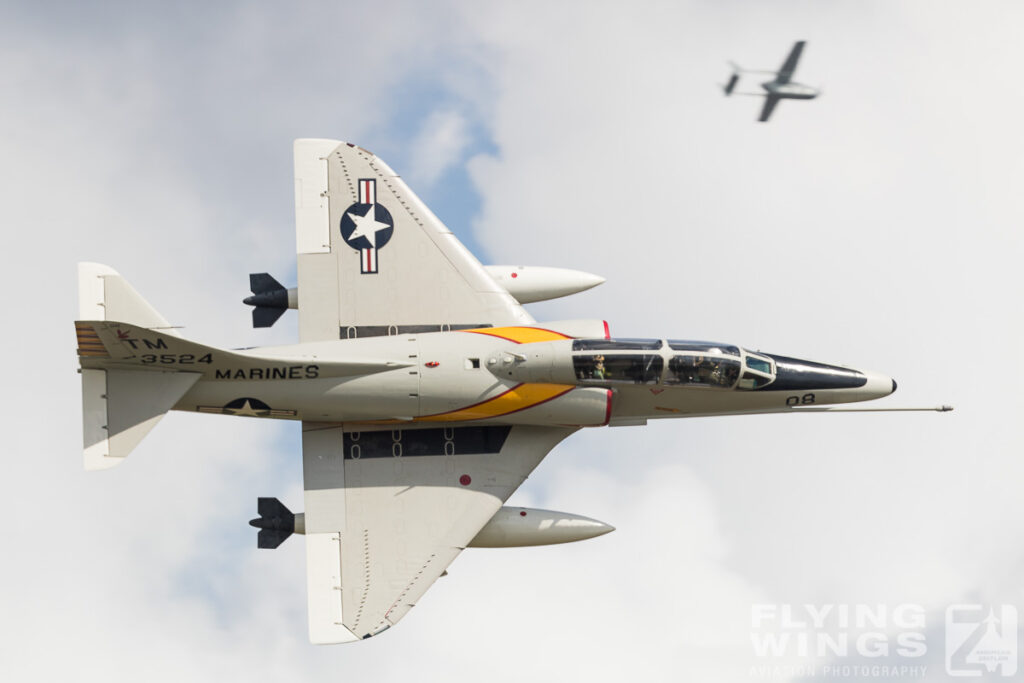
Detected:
left=358, top=178, right=376, bottom=204
left=361, top=247, right=377, bottom=273
left=356, top=179, right=380, bottom=273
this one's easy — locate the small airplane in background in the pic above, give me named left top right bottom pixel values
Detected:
left=724, top=41, right=820, bottom=122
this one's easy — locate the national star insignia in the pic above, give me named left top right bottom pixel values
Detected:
left=227, top=400, right=268, bottom=417
left=346, top=204, right=390, bottom=248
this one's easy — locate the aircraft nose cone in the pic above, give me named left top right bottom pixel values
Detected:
left=860, top=370, right=897, bottom=399
left=243, top=295, right=257, bottom=306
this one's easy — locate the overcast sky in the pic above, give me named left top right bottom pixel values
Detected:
left=2, top=2, right=1021, bottom=681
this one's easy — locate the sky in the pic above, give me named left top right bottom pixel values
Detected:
left=2, top=1, right=1022, bottom=681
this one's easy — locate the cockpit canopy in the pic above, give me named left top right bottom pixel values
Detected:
left=666, top=355, right=740, bottom=388
left=571, top=338, right=776, bottom=390
left=573, top=352, right=663, bottom=384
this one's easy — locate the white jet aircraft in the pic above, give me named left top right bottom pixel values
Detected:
left=75, top=139, right=948, bottom=643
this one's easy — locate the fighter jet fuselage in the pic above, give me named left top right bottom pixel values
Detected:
left=79, top=320, right=895, bottom=428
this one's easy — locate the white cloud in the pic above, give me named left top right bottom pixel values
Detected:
left=406, top=109, right=472, bottom=188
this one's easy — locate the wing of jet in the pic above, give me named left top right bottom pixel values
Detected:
left=776, top=41, right=805, bottom=85
left=759, top=94, right=782, bottom=122
left=290, top=140, right=575, bottom=642
left=293, top=139, right=533, bottom=343
left=303, top=423, right=576, bottom=642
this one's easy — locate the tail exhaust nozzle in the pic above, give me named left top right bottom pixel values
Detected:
left=244, top=273, right=295, bottom=328
left=249, top=497, right=303, bottom=549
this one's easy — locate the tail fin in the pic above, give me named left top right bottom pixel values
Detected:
left=77, top=263, right=195, bottom=470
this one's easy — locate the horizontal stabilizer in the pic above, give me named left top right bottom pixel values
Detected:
left=79, top=262, right=180, bottom=336
left=724, top=73, right=739, bottom=95
left=82, top=368, right=200, bottom=470
left=78, top=263, right=195, bottom=470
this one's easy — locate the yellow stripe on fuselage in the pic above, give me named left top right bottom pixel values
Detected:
left=463, top=326, right=571, bottom=344
left=417, top=383, right=574, bottom=422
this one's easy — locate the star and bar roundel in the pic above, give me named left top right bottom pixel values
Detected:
left=339, top=179, right=395, bottom=274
